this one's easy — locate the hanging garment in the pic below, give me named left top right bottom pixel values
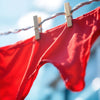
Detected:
left=0, top=7, right=100, bottom=100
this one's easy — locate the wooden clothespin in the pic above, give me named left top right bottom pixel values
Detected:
left=64, top=2, right=72, bottom=27
left=33, top=16, right=42, bottom=40
left=38, top=17, right=42, bottom=33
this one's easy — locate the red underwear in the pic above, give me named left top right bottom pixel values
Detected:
left=0, top=7, right=100, bottom=100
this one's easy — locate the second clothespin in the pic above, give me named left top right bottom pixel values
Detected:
left=33, top=16, right=42, bottom=40
left=64, top=2, right=72, bottom=27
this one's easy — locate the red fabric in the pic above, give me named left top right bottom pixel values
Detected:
left=0, top=7, right=100, bottom=100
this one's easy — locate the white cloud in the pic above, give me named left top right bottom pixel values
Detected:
left=92, top=77, right=100, bottom=91
left=33, top=0, right=65, bottom=12
left=17, top=11, right=53, bottom=40
left=75, top=97, right=83, bottom=100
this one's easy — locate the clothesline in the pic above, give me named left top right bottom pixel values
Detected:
left=0, top=0, right=100, bottom=35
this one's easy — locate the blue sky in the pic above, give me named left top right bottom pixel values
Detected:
left=0, top=0, right=100, bottom=100
left=0, top=0, right=100, bottom=45
left=0, top=0, right=99, bottom=47
left=0, top=0, right=66, bottom=46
